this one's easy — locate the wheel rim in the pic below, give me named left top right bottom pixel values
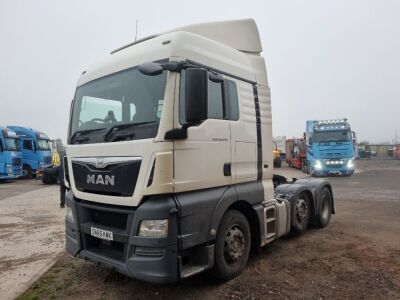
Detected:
left=23, top=169, right=28, bottom=177
left=321, top=193, right=330, bottom=220
left=223, top=224, right=246, bottom=264
left=296, top=197, right=308, bottom=223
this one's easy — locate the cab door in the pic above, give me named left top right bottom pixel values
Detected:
left=173, top=70, right=231, bottom=193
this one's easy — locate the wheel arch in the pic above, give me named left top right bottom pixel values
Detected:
left=229, top=200, right=262, bottom=255
left=208, top=182, right=265, bottom=253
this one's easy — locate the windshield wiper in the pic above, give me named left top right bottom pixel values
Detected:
left=70, top=128, right=107, bottom=143
left=104, top=121, right=158, bottom=141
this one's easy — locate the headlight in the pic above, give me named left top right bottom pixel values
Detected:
left=347, top=159, right=354, bottom=169
left=138, top=219, right=168, bottom=237
left=6, top=164, right=13, bottom=174
left=314, top=160, right=322, bottom=170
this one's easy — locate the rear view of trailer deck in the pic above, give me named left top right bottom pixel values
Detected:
left=64, top=19, right=334, bottom=283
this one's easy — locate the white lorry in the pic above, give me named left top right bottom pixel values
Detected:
left=65, top=19, right=334, bottom=283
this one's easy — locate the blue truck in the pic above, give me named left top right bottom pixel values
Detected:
left=7, top=126, right=52, bottom=178
left=305, top=119, right=355, bottom=176
left=0, top=127, right=23, bottom=180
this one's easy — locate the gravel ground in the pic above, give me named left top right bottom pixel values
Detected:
left=0, top=184, right=65, bottom=300
left=7, top=158, right=400, bottom=299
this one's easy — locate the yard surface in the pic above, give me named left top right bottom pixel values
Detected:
left=5, top=159, right=400, bottom=299
left=0, top=181, right=63, bottom=300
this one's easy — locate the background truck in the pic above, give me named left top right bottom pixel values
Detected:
left=272, top=141, right=282, bottom=168
left=64, top=19, right=334, bottom=283
left=273, top=136, right=286, bottom=160
left=7, top=126, right=52, bottom=178
left=38, top=139, right=66, bottom=184
left=0, top=127, right=23, bottom=180
left=304, top=119, right=355, bottom=176
left=286, top=137, right=307, bottom=171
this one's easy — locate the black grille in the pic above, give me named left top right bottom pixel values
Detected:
left=72, top=159, right=141, bottom=197
left=75, top=200, right=135, bottom=262
left=12, top=157, right=22, bottom=166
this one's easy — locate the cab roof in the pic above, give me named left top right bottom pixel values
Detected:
left=78, top=19, right=268, bottom=87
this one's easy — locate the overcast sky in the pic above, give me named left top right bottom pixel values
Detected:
left=1, top=0, right=399, bottom=144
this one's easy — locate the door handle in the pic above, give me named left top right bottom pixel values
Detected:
left=223, top=163, right=231, bottom=176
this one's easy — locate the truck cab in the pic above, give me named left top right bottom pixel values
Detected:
left=0, top=127, right=23, bottom=180
left=305, top=119, right=355, bottom=176
left=7, top=126, right=52, bottom=178
left=64, top=19, right=334, bottom=283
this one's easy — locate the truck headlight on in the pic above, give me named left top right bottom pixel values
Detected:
left=314, top=160, right=322, bottom=170
left=138, top=219, right=168, bottom=237
left=347, top=159, right=354, bottom=169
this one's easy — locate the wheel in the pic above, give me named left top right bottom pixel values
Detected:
left=291, top=192, right=310, bottom=234
left=22, top=165, right=33, bottom=179
left=213, top=210, right=251, bottom=280
left=316, top=187, right=332, bottom=228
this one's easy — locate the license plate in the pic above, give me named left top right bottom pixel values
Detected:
left=91, top=227, right=113, bottom=241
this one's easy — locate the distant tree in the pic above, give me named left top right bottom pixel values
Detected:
left=359, top=140, right=369, bottom=145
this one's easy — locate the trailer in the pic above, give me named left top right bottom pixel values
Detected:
left=64, top=19, right=334, bottom=283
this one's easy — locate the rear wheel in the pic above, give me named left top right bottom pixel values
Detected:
left=291, top=192, right=310, bottom=234
left=316, top=187, right=332, bottom=228
left=22, top=165, right=33, bottom=179
left=213, top=210, right=251, bottom=280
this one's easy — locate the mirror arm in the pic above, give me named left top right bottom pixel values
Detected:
left=164, top=122, right=202, bottom=141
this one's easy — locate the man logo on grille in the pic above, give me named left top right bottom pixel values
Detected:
left=87, top=174, right=115, bottom=186
left=95, top=158, right=106, bottom=168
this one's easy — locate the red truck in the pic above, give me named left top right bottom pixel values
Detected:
left=286, top=138, right=307, bottom=171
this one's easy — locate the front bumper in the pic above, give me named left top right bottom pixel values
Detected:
left=65, top=191, right=181, bottom=283
left=0, top=165, right=23, bottom=179
left=312, top=167, right=354, bottom=176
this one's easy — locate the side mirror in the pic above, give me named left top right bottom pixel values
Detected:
left=0, top=140, right=3, bottom=152
left=33, top=140, right=37, bottom=152
left=185, top=68, right=208, bottom=123
left=138, top=62, right=163, bottom=76
left=309, top=138, right=313, bottom=145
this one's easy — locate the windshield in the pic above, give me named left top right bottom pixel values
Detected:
left=4, top=138, right=20, bottom=151
left=37, top=139, right=51, bottom=151
left=70, top=66, right=167, bottom=144
left=314, top=130, right=351, bottom=143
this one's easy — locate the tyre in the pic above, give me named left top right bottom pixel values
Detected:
left=213, top=210, right=251, bottom=280
left=291, top=192, right=310, bottom=234
left=22, top=165, right=33, bottom=179
left=316, top=187, right=332, bottom=228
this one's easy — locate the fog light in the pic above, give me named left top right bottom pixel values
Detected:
left=138, top=219, right=168, bottom=237
left=314, top=160, right=322, bottom=170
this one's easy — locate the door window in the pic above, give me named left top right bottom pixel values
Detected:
left=23, top=140, right=33, bottom=150
left=179, top=70, right=239, bottom=123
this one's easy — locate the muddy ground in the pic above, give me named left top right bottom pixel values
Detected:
left=16, top=159, right=400, bottom=299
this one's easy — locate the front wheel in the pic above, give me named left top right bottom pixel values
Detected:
left=213, top=210, right=251, bottom=281
left=291, top=192, right=310, bottom=234
left=22, top=165, right=33, bottom=179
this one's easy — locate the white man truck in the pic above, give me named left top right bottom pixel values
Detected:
left=65, top=19, right=334, bottom=283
